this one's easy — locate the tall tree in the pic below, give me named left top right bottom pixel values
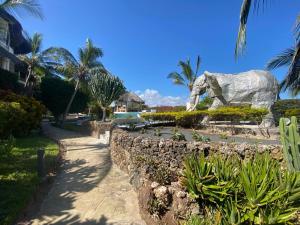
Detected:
left=0, top=0, right=43, bottom=19
left=18, top=32, right=66, bottom=88
left=89, top=70, right=125, bottom=121
left=55, top=38, right=104, bottom=123
left=235, top=1, right=300, bottom=95
left=167, top=56, right=201, bottom=92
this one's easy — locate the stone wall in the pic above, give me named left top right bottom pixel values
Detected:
left=110, top=129, right=282, bottom=225
left=79, top=121, right=112, bottom=144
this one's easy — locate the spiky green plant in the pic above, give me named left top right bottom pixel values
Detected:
left=279, top=116, right=300, bottom=171
left=192, top=130, right=210, bottom=142
left=181, top=154, right=234, bottom=204
left=181, top=152, right=300, bottom=224
left=89, top=70, right=125, bottom=121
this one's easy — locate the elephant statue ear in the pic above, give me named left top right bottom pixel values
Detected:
left=204, top=72, right=222, bottom=97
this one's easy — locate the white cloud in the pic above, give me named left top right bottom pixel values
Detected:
left=135, top=89, right=187, bottom=107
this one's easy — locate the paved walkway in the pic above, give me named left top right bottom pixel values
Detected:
left=29, top=123, right=145, bottom=225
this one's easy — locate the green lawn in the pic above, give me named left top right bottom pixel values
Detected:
left=0, top=135, right=59, bottom=225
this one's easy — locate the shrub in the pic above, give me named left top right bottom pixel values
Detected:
left=208, top=106, right=268, bottom=123
left=0, top=91, right=46, bottom=137
left=192, top=130, right=210, bottom=142
left=0, top=135, right=15, bottom=156
left=151, top=105, right=186, bottom=112
left=141, top=111, right=207, bottom=127
left=272, top=99, right=300, bottom=125
left=171, top=128, right=186, bottom=141
left=40, top=77, right=89, bottom=121
left=0, top=68, right=22, bottom=92
left=196, top=96, right=213, bottom=110
left=181, top=153, right=300, bottom=224
left=285, top=108, right=300, bottom=121
left=141, top=106, right=268, bottom=128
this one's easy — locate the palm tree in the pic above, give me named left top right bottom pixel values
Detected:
left=0, top=0, right=43, bottom=19
left=19, top=32, right=66, bottom=88
left=235, top=1, right=300, bottom=95
left=89, top=70, right=126, bottom=121
left=55, top=38, right=104, bottom=123
left=266, top=47, right=300, bottom=96
left=167, top=56, right=201, bottom=92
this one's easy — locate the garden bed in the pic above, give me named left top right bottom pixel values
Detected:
left=0, top=134, right=60, bottom=225
left=129, top=126, right=280, bottom=145
left=110, top=129, right=283, bottom=225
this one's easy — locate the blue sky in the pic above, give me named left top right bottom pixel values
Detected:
left=21, top=0, right=299, bottom=106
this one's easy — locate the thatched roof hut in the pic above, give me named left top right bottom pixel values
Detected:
left=115, top=92, right=145, bottom=112
left=118, top=92, right=145, bottom=104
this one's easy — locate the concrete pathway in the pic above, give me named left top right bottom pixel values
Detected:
left=28, top=123, right=145, bottom=225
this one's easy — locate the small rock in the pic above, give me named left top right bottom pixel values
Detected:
left=151, top=182, right=159, bottom=189
left=176, top=191, right=186, bottom=198
left=154, top=186, right=168, bottom=199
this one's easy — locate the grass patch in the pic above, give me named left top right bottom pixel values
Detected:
left=0, top=135, right=59, bottom=225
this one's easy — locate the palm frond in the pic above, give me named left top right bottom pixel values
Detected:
left=42, top=47, right=78, bottom=66
left=266, top=48, right=294, bottom=70
left=167, top=72, right=185, bottom=85
left=282, top=41, right=300, bottom=95
left=195, top=55, right=201, bottom=76
left=30, top=32, right=42, bottom=55
left=235, top=0, right=269, bottom=58
left=79, top=38, right=103, bottom=67
left=179, top=60, right=193, bottom=82
left=0, top=0, right=43, bottom=19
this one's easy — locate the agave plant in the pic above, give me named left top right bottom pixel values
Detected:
left=182, top=152, right=300, bottom=224
left=181, top=153, right=234, bottom=204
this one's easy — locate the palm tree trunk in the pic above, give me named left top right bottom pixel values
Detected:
left=102, top=107, right=106, bottom=122
left=62, top=79, right=80, bottom=124
left=24, top=66, right=32, bottom=87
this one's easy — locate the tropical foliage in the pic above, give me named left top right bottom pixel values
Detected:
left=18, top=33, right=67, bottom=88
left=272, top=99, right=300, bottom=125
left=40, top=76, right=89, bottom=122
left=196, top=96, right=213, bottom=110
left=167, top=56, right=201, bottom=92
left=54, top=38, right=104, bottom=122
left=182, top=153, right=300, bottom=224
left=236, top=0, right=300, bottom=95
left=141, top=106, right=268, bottom=127
left=0, top=90, right=46, bottom=138
left=0, top=68, right=21, bottom=92
left=89, top=70, right=125, bottom=121
left=0, top=0, right=43, bottom=19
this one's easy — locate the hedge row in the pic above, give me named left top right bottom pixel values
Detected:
left=141, top=106, right=269, bottom=127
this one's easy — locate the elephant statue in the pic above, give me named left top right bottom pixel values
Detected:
left=187, top=70, right=279, bottom=127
